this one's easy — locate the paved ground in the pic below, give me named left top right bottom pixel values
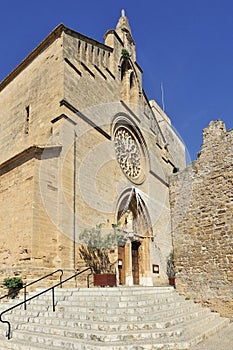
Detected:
left=190, top=322, right=233, bottom=350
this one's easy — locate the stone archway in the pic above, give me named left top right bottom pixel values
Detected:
left=117, top=188, right=152, bottom=286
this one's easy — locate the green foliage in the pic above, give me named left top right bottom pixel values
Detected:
left=166, top=252, right=175, bottom=278
left=3, top=277, right=23, bottom=289
left=121, top=49, right=130, bottom=58
left=79, top=224, right=125, bottom=274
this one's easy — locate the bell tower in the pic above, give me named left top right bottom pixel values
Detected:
left=115, top=9, right=136, bottom=62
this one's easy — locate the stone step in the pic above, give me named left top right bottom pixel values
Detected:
left=53, top=289, right=179, bottom=302
left=0, top=287, right=230, bottom=350
left=22, top=298, right=186, bottom=309
left=0, top=332, right=189, bottom=350
left=3, top=302, right=199, bottom=323
left=66, top=310, right=219, bottom=332
left=3, top=289, right=178, bottom=313
left=4, top=289, right=179, bottom=306
left=4, top=311, right=223, bottom=343
left=33, top=286, right=175, bottom=297
left=180, top=315, right=230, bottom=347
left=16, top=321, right=184, bottom=341
left=27, top=289, right=178, bottom=303
left=2, top=304, right=207, bottom=335
left=39, top=286, right=174, bottom=293
left=17, top=302, right=206, bottom=320
left=2, top=287, right=175, bottom=307
left=0, top=317, right=230, bottom=350
left=0, top=295, right=218, bottom=335
left=7, top=312, right=208, bottom=332
left=26, top=294, right=182, bottom=304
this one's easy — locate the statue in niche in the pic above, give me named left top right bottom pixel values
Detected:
left=122, top=210, right=134, bottom=232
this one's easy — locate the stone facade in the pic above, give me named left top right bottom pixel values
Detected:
left=170, top=120, right=233, bottom=317
left=0, top=12, right=185, bottom=289
left=0, top=10, right=232, bottom=315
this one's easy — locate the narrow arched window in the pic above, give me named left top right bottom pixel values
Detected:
left=77, top=40, right=81, bottom=59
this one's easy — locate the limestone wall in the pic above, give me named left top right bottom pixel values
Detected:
left=170, top=120, right=233, bottom=316
left=0, top=156, right=34, bottom=285
left=0, top=21, right=186, bottom=289
left=0, top=34, right=64, bottom=165
left=63, top=31, right=119, bottom=109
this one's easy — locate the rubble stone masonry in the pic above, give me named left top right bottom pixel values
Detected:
left=170, top=120, right=233, bottom=317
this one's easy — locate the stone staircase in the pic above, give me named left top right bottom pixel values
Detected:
left=0, top=286, right=230, bottom=349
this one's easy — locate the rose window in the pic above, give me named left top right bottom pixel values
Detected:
left=114, top=126, right=145, bottom=183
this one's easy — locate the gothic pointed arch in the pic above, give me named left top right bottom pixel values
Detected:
left=116, top=187, right=153, bottom=238
left=120, top=56, right=140, bottom=104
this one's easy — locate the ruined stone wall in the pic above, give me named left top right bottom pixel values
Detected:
left=170, top=120, right=233, bottom=317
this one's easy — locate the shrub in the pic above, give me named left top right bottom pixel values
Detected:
left=3, top=277, right=23, bottom=289
left=121, top=49, right=130, bottom=58
left=79, top=224, right=125, bottom=274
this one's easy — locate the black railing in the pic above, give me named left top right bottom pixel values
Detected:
left=0, top=269, right=63, bottom=304
left=23, top=269, right=64, bottom=311
left=0, top=267, right=92, bottom=339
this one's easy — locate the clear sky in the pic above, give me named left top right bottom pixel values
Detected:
left=1, top=0, right=233, bottom=161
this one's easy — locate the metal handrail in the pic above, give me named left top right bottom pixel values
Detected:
left=0, top=269, right=63, bottom=304
left=0, top=267, right=92, bottom=339
left=23, top=269, right=63, bottom=311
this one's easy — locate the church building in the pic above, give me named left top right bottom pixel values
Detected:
left=0, top=11, right=186, bottom=287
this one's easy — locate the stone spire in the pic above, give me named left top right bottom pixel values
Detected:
left=116, top=9, right=132, bottom=36
left=115, top=9, right=135, bottom=59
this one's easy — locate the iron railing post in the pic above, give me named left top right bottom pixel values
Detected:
left=59, top=270, right=63, bottom=288
left=52, top=287, right=55, bottom=312
left=0, top=267, right=92, bottom=339
left=24, top=285, right=27, bottom=311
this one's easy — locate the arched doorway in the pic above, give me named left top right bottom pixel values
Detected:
left=117, top=188, right=152, bottom=286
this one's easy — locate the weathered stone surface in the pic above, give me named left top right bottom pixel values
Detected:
left=0, top=13, right=185, bottom=288
left=170, top=120, right=233, bottom=316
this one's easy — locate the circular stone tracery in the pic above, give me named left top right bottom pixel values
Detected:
left=114, top=126, right=146, bottom=184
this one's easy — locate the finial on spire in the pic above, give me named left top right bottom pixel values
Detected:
left=116, top=8, right=133, bottom=40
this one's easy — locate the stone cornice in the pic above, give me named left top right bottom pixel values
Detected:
left=60, top=99, right=111, bottom=140
left=0, top=145, right=62, bottom=176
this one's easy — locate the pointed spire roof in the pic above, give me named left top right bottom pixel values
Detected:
left=116, top=9, right=132, bottom=36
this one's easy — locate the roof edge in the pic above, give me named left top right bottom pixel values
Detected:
left=0, top=24, right=65, bottom=92
left=0, top=24, right=114, bottom=92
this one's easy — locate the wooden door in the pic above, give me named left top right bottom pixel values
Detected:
left=118, top=246, right=125, bottom=285
left=132, top=241, right=140, bottom=285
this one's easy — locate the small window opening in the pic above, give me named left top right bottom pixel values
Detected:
left=130, top=72, right=134, bottom=89
left=78, top=41, right=81, bottom=58
left=25, top=105, right=30, bottom=134
left=84, top=42, right=88, bottom=62
left=91, top=45, right=94, bottom=63
left=97, top=48, right=101, bottom=65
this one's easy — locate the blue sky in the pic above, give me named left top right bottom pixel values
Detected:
left=1, top=0, right=233, bottom=161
